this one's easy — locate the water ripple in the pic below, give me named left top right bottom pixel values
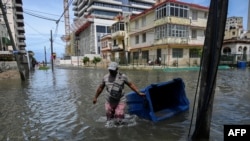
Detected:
left=0, top=68, right=249, bottom=140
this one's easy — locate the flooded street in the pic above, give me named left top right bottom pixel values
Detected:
left=0, top=67, right=249, bottom=141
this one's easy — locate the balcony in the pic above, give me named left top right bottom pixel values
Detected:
left=87, top=0, right=122, bottom=5
left=17, top=41, right=26, bottom=47
left=73, top=7, right=77, bottom=11
left=74, top=11, right=78, bottom=17
left=16, top=11, right=24, bottom=19
left=17, top=26, right=25, bottom=33
left=15, top=3, right=23, bottom=11
left=133, top=0, right=155, bottom=4
left=190, top=18, right=207, bottom=29
left=112, top=44, right=123, bottom=51
left=111, top=31, right=125, bottom=38
left=154, top=17, right=190, bottom=27
left=87, top=5, right=122, bottom=13
left=131, top=10, right=142, bottom=15
left=130, top=3, right=152, bottom=9
left=17, top=21, right=24, bottom=27
left=79, top=6, right=87, bottom=16
left=72, top=0, right=77, bottom=6
left=78, top=0, right=87, bottom=9
left=16, top=19, right=24, bottom=24
left=101, top=45, right=112, bottom=51
left=17, top=34, right=25, bottom=40
left=111, top=22, right=125, bottom=38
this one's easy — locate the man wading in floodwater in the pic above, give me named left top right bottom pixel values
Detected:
left=93, top=62, right=145, bottom=122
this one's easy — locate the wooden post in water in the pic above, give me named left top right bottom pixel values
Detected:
left=0, top=1, right=25, bottom=81
left=192, top=0, right=228, bottom=140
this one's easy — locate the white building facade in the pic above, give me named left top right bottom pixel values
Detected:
left=72, top=0, right=156, bottom=56
left=0, top=0, right=26, bottom=53
left=221, top=16, right=250, bottom=64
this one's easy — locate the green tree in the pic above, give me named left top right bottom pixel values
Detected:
left=83, top=56, right=90, bottom=66
left=92, top=57, right=101, bottom=67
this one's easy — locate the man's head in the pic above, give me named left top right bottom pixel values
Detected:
left=108, top=62, right=118, bottom=76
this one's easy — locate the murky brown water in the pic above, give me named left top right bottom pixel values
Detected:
left=0, top=66, right=249, bottom=141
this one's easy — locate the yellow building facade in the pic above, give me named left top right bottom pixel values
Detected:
left=108, top=1, right=209, bottom=66
left=128, top=1, right=208, bottom=66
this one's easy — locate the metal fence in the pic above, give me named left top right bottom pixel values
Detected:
left=110, top=53, right=250, bottom=68
left=220, top=54, right=250, bottom=66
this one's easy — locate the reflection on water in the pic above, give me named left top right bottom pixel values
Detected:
left=0, top=67, right=249, bottom=140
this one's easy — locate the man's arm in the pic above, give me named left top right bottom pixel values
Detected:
left=93, top=83, right=105, bottom=104
left=126, top=81, right=145, bottom=96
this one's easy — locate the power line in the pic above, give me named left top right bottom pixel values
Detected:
left=24, top=22, right=49, bottom=37
left=56, top=0, right=74, bottom=24
left=24, top=8, right=60, bottom=17
left=23, top=1, right=74, bottom=49
left=24, top=10, right=58, bottom=22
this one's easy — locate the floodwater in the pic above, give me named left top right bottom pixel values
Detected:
left=0, top=66, right=249, bottom=141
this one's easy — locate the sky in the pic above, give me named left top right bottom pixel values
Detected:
left=22, top=0, right=74, bottom=62
left=22, top=0, right=249, bottom=62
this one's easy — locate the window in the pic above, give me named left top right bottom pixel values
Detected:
left=135, top=35, right=139, bottom=44
left=96, top=25, right=106, bottom=32
left=189, top=48, right=201, bottom=58
left=155, top=24, right=188, bottom=39
left=223, top=47, right=231, bottom=55
left=160, top=26, right=165, bottom=38
left=133, top=52, right=139, bottom=59
left=155, top=3, right=188, bottom=20
left=113, top=39, right=117, bottom=46
left=155, top=27, right=160, bottom=39
left=169, top=3, right=188, bottom=18
left=107, top=27, right=111, bottom=33
left=192, top=10, right=198, bottom=20
left=135, top=20, right=139, bottom=29
left=141, top=16, right=146, bottom=27
left=142, top=51, right=149, bottom=60
left=97, top=36, right=100, bottom=42
left=172, top=48, right=183, bottom=58
left=191, top=30, right=197, bottom=39
left=142, top=33, right=146, bottom=42
left=204, top=12, right=208, bottom=18
left=120, top=22, right=124, bottom=30
left=112, top=22, right=124, bottom=32
left=238, top=46, right=242, bottom=52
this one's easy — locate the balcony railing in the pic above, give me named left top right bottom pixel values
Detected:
left=112, top=45, right=123, bottom=50
left=111, top=31, right=125, bottom=38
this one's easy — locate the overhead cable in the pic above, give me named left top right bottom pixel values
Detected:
left=24, top=11, right=58, bottom=22
left=55, top=0, right=74, bottom=24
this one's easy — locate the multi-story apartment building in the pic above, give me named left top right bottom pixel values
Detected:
left=100, top=33, right=112, bottom=62
left=73, top=0, right=155, bottom=19
left=127, top=7, right=155, bottom=64
left=110, top=0, right=208, bottom=66
left=72, top=0, right=155, bottom=56
left=221, top=16, right=250, bottom=63
left=224, top=17, right=244, bottom=40
left=0, top=0, right=26, bottom=54
left=0, top=22, right=9, bottom=51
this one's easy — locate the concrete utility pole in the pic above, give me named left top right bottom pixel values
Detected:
left=191, top=0, right=228, bottom=140
left=44, top=46, right=47, bottom=66
left=0, top=0, right=25, bottom=81
left=50, top=30, right=54, bottom=72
